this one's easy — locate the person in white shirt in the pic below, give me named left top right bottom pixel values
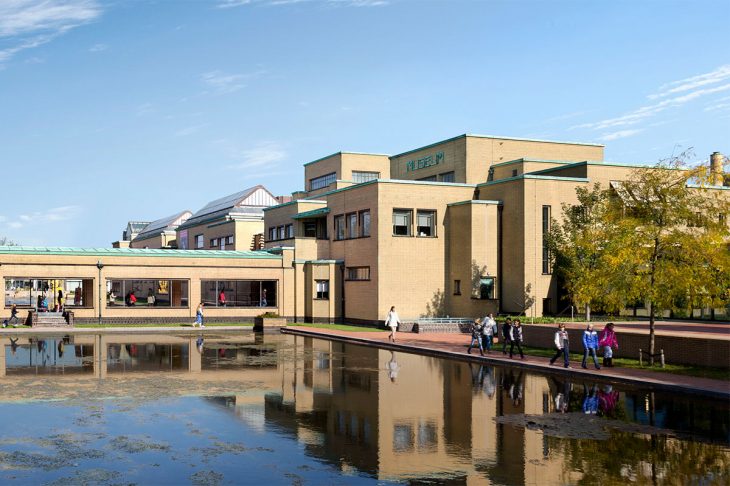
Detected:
left=385, top=306, right=400, bottom=342
left=481, top=313, right=496, bottom=351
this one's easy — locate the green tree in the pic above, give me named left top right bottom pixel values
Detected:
left=0, top=236, right=18, bottom=246
left=550, top=154, right=730, bottom=364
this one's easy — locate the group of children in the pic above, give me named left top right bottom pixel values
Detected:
left=467, top=316, right=619, bottom=370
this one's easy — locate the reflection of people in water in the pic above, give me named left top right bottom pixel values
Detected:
left=9, top=337, right=19, bottom=356
left=196, top=336, right=204, bottom=354
left=598, top=385, right=620, bottom=417
left=57, top=339, right=65, bottom=358
left=508, top=371, right=524, bottom=406
left=550, top=376, right=572, bottom=413
left=387, top=351, right=400, bottom=382
left=470, top=364, right=496, bottom=398
left=583, top=384, right=599, bottom=414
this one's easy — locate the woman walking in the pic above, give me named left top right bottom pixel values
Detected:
left=468, top=319, right=485, bottom=356
left=598, top=322, right=618, bottom=367
left=501, top=317, right=513, bottom=354
left=194, top=302, right=205, bottom=328
left=549, top=323, right=570, bottom=368
left=481, top=316, right=494, bottom=353
left=509, top=319, right=524, bottom=359
left=582, top=323, right=601, bottom=369
left=385, top=306, right=400, bottom=342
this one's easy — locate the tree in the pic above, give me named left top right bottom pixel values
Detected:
left=550, top=153, right=730, bottom=364
left=0, top=237, right=18, bottom=246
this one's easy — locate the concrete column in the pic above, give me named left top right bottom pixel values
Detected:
left=94, top=334, right=107, bottom=379
left=0, top=339, right=6, bottom=377
left=189, top=336, right=202, bottom=373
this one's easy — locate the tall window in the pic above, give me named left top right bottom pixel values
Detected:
left=542, top=205, right=551, bottom=274
left=5, top=278, right=93, bottom=309
left=360, top=210, right=370, bottom=237
left=278, top=225, right=285, bottom=240
left=346, top=267, right=370, bottom=281
left=479, top=277, right=495, bottom=299
left=439, top=172, right=455, bottom=183
left=304, top=222, right=317, bottom=237
left=334, top=215, right=345, bottom=240
left=286, top=224, right=294, bottom=239
left=201, top=280, right=277, bottom=307
left=453, top=280, right=461, bottom=295
left=416, top=210, right=436, bottom=237
left=310, top=172, right=337, bottom=191
left=227, top=235, right=234, bottom=245
left=347, top=213, right=358, bottom=239
left=268, top=227, right=275, bottom=241
left=352, top=171, right=380, bottom=183
left=195, top=234, right=204, bottom=249
left=107, top=279, right=189, bottom=307
left=393, top=209, right=412, bottom=236
left=315, top=280, right=330, bottom=299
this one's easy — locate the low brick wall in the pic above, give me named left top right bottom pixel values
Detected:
left=520, top=324, right=730, bottom=369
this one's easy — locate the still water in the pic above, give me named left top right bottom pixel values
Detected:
left=0, top=332, right=727, bottom=485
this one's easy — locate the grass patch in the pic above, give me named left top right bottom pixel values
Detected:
left=290, top=323, right=386, bottom=333
left=519, top=345, right=730, bottom=381
left=74, top=322, right=254, bottom=328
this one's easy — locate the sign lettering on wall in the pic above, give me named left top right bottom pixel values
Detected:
left=406, top=151, right=444, bottom=172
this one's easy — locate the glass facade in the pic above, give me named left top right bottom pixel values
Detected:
left=201, top=280, right=277, bottom=307
left=4, top=278, right=93, bottom=309
left=107, top=279, right=189, bottom=307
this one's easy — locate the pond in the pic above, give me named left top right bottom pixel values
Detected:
left=0, top=331, right=727, bottom=485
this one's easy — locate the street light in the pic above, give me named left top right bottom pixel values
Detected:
left=96, top=260, right=104, bottom=324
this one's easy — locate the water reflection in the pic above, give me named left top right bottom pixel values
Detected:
left=0, top=332, right=727, bottom=485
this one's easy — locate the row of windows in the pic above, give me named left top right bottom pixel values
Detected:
left=334, top=210, right=370, bottom=240
left=210, top=235, right=234, bottom=249
left=268, top=224, right=294, bottom=242
left=393, top=209, right=436, bottom=237
left=352, top=171, right=380, bottom=183
left=416, top=171, right=455, bottom=183
left=310, top=172, right=337, bottom=191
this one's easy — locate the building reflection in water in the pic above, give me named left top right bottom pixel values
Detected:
left=0, top=333, right=728, bottom=484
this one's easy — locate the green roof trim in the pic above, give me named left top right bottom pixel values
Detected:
left=477, top=175, right=591, bottom=187
left=292, top=207, right=331, bottom=219
left=489, top=158, right=582, bottom=169
left=448, top=200, right=502, bottom=207
left=0, top=246, right=280, bottom=259
left=303, top=151, right=390, bottom=167
left=302, top=178, right=476, bottom=201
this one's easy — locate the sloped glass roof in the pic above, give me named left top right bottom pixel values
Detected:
left=135, top=210, right=192, bottom=239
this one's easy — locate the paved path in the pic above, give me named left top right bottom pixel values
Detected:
left=557, top=319, right=730, bottom=339
left=283, top=326, right=730, bottom=399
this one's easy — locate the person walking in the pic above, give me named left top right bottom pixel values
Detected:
left=501, top=317, right=513, bottom=354
left=581, top=323, right=601, bottom=369
left=194, top=302, right=205, bottom=328
left=598, top=322, right=619, bottom=367
left=385, top=306, right=400, bottom=342
left=467, top=319, right=485, bottom=356
left=219, top=289, right=226, bottom=307
left=509, top=319, right=524, bottom=359
left=481, top=315, right=494, bottom=353
left=4, top=304, right=19, bottom=328
left=549, top=323, right=571, bottom=368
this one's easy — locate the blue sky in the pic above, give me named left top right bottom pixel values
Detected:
left=0, top=0, right=728, bottom=247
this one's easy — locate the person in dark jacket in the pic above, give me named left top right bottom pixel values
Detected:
left=501, top=317, right=513, bottom=354
left=467, top=319, right=485, bottom=356
left=509, top=319, right=524, bottom=359
left=581, top=323, right=601, bottom=369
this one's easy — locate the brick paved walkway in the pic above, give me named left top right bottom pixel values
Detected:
left=284, top=326, right=730, bottom=399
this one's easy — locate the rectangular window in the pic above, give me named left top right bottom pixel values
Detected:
left=210, top=238, right=218, bottom=248
left=347, top=213, right=358, bottom=239
left=106, top=279, right=189, bottom=308
left=201, top=280, right=277, bottom=307
left=416, top=210, right=436, bottom=237
left=393, top=209, right=412, bottom=236
left=220, top=239, right=225, bottom=250
left=453, top=280, right=461, bottom=295
left=315, top=280, right=330, bottom=299
left=5, top=278, right=94, bottom=309
left=352, top=171, right=380, bottom=183
left=277, top=226, right=285, bottom=240
left=303, top=221, right=317, bottom=238
left=286, top=224, right=294, bottom=239
left=439, top=172, right=455, bottom=183
left=542, top=205, right=551, bottom=274
left=227, top=235, right=234, bottom=245
left=195, top=234, right=204, bottom=249
left=479, top=277, right=495, bottom=299
left=310, top=172, right=337, bottom=191
left=334, top=215, right=345, bottom=240
left=346, top=267, right=370, bottom=281
left=417, top=175, right=437, bottom=182
left=512, top=169, right=519, bottom=177
left=359, top=210, right=370, bottom=237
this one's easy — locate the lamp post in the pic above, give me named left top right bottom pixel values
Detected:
left=96, top=260, right=104, bottom=324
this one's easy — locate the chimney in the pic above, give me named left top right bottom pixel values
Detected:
left=710, top=152, right=724, bottom=186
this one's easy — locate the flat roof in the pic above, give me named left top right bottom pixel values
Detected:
left=0, top=246, right=280, bottom=259
left=477, top=174, right=591, bottom=187
left=303, top=151, right=391, bottom=167
left=390, top=134, right=604, bottom=159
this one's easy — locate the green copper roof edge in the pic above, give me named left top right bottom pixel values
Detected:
left=0, top=247, right=281, bottom=259
left=292, top=208, right=331, bottom=219
left=263, top=199, right=327, bottom=212
left=448, top=200, right=502, bottom=207
left=303, top=151, right=390, bottom=167
left=489, top=158, right=588, bottom=169
left=477, top=175, right=591, bottom=187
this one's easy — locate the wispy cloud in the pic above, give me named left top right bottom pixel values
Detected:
left=704, top=95, right=730, bottom=112
left=217, top=0, right=387, bottom=7
left=214, top=140, right=288, bottom=170
left=0, top=0, right=101, bottom=64
left=88, top=42, right=107, bottom=52
left=174, top=123, right=209, bottom=137
left=599, top=129, right=643, bottom=142
left=2, top=205, right=81, bottom=229
left=201, top=69, right=265, bottom=94
left=572, top=65, right=730, bottom=133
